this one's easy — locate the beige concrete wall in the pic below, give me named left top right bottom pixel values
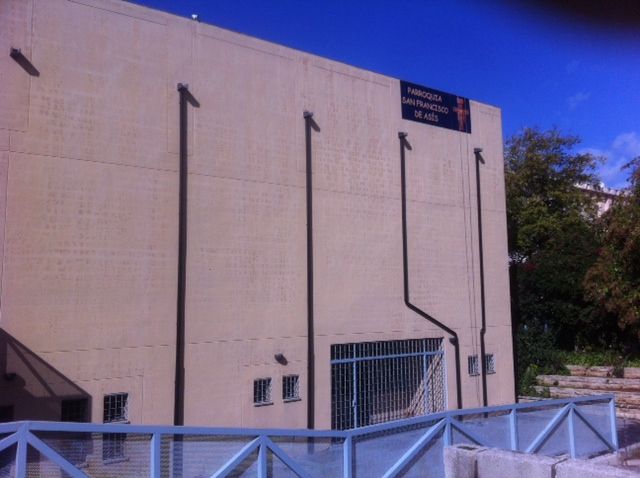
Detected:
left=0, top=0, right=514, bottom=428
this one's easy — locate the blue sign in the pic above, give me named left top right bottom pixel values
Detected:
left=400, top=80, right=471, bottom=133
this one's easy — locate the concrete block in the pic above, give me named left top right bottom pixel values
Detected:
left=588, top=451, right=622, bottom=467
left=444, top=444, right=487, bottom=478
left=567, top=365, right=588, bottom=376
left=476, top=449, right=566, bottom=478
left=556, top=459, right=639, bottom=478
left=587, top=366, right=615, bottom=378
left=590, top=442, right=640, bottom=467
left=624, top=367, right=640, bottom=379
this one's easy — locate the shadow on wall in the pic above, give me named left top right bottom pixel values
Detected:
left=0, top=328, right=91, bottom=422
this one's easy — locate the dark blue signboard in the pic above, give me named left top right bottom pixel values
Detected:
left=400, top=80, right=471, bottom=134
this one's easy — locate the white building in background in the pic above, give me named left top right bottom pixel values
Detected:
left=576, top=183, right=623, bottom=216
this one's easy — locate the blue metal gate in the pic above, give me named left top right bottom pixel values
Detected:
left=330, top=338, right=446, bottom=430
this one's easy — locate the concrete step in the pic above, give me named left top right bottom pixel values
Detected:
left=567, top=365, right=640, bottom=379
left=617, top=409, right=640, bottom=420
left=567, top=365, right=614, bottom=377
left=533, top=386, right=640, bottom=409
left=537, top=374, right=640, bottom=393
left=520, top=394, right=640, bottom=419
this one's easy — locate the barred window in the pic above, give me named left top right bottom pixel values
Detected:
left=468, top=355, right=480, bottom=376
left=103, top=393, right=128, bottom=462
left=282, top=375, right=300, bottom=402
left=253, top=378, right=272, bottom=406
left=485, top=354, right=496, bottom=374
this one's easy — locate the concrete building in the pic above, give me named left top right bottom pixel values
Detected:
left=0, top=0, right=514, bottom=430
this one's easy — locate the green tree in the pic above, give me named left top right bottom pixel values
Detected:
left=584, top=158, right=640, bottom=352
left=505, top=128, right=602, bottom=392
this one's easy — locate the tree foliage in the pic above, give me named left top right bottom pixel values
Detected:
left=505, top=128, right=603, bottom=391
left=506, top=128, right=640, bottom=393
left=584, top=158, right=640, bottom=350
left=506, top=128, right=600, bottom=262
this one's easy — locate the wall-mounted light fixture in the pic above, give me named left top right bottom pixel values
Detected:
left=274, top=353, right=288, bottom=366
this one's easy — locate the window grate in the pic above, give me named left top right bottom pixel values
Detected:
left=331, top=338, right=445, bottom=430
left=283, top=375, right=300, bottom=402
left=485, top=354, right=496, bottom=374
left=468, top=355, right=480, bottom=376
left=253, top=378, right=272, bottom=406
left=103, top=393, right=128, bottom=462
left=103, top=393, right=128, bottom=423
left=102, top=432, right=126, bottom=462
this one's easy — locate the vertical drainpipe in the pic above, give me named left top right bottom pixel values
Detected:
left=304, top=111, right=316, bottom=429
left=174, top=83, right=189, bottom=427
left=399, top=133, right=462, bottom=409
left=474, top=148, right=488, bottom=408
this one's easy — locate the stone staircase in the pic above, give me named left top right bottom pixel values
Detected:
left=534, top=365, right=640, bottom=420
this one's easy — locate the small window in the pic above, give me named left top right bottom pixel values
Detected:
left=468, top=355, right=480, bottom=376
left=103, top=393, right=128, bottom=423
left=253, top=378, right=272, bottom=406
left=282, top=375, right=300, bottom=402
left=103, top=393, right=128, bottom=462
left=61, top=398, right=88, bottom=422
left=485, top=354, right=496, bottom=374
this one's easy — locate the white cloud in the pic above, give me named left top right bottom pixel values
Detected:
left=567, top=91, right=590, bottom=110
left=581, top=131, right=640, bottom=189
left=612, top=132, right=640, bottom=158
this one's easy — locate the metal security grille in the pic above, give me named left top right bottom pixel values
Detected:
left=468, top=355, right=480, bottom=376
left=331, top=338, right=445, bottom=430
left=253, top=378, right=272, bottom=406
left=282, top=375, right=300, bottom=402
left=485, top=354, right=496, bottom=374
left=103, top=393, right=128, bottom=461
left=103, top=393, right=128, bottom=423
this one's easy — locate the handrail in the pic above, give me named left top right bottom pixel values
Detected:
left=0, top=394, right=615, bottom=438
left=0, top=396, right=618, bottom=478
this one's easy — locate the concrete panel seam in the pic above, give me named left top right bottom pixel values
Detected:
left=196, top=31, right=295, bottom=62
left=188, top=170, right=305, bottom=191
left=312, top=63, right=391, bottom=88
left=74, top=374, right=143, bottom=384
left=67, top=0, right=168, bottom=26
left=38, top=343, right=173, bottom=355
left=188, top=336, right=308, bottom=345
left=8, top=150, right=179, bottom=174
left=0, top=127, right=28, bottom=134
left=406, top=198, right=467, bottom=209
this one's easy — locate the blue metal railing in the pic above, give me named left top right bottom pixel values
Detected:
left=0, top=395, right=618, bottom=477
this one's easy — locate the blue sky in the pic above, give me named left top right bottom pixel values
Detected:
left=135, top=0, right=639, bottom=188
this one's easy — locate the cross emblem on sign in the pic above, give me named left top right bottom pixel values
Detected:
left=453, top=97, right=470, bottom=132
